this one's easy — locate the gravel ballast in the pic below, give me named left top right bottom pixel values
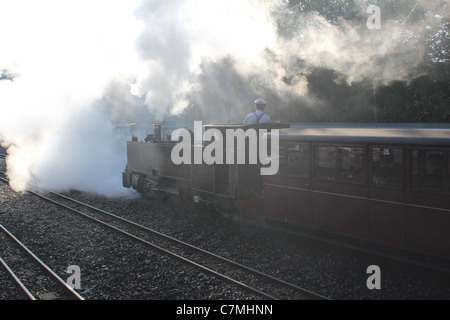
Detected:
left=0, top=168, right=449, bottom=300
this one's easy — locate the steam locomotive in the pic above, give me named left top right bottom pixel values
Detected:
left=123, top=123, right=450, bottom=264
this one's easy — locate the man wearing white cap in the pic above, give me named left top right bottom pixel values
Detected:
left=243, top=98, right=272, bottom=125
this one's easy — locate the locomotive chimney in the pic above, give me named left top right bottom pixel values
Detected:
left=153, top=124, right=162, bottom=142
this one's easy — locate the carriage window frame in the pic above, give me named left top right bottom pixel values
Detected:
left=370, top=146, right=404, bottom=189
left=286, top=143, right=309, bottom=179
left=409, top=147, right=449, bottom=194
left=313, top=143, right=366, bottom=185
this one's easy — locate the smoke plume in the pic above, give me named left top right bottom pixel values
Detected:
left=131, top=0, right=448, bottom=121
left=0, top=0, right=143, bottom=196
left=0, top=0, right=447, bottom=195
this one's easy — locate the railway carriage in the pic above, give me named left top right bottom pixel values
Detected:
left=123, top=123, right=450, bottom=262
left=264, top=124, right=450, bottom=261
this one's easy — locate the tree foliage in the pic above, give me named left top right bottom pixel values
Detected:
left=272, top=0, right=450, bottom=123
left=171, top=0, right=450, bottom=124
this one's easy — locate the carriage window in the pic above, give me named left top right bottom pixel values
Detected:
left=315, top=146, right=365, bottom=184
left=371, top=147, right=402, bottom=188
left=410, top=150, right=444, bottom=192
left=287, top=144, right=309, bottom=178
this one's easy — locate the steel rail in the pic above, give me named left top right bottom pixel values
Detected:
left=31, top=190, right=279, bottom=300
left=0, top=256, right=36, bottom=300
left=0, top=172, right=328, bottom=300
left=0, top=224, right=84, bottom=300
left=51, top=191, right=328, bottom=300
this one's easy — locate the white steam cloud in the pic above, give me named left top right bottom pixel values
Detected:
left=0, top=0, right=143, bottom=195
left=0, top=0, right=446, bottom=195
left=131, top=0, right=448, bottom=119
left=131, top=0, right=281, bottom=118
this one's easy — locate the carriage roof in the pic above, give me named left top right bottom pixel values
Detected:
left=279, top=123, right=450, bottom=146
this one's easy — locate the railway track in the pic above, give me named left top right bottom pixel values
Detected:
left=0, top=168, right=328, bottom=300
left=33, top=189, right=329, bottom=300
left=0, top=224, right=84, bottom=300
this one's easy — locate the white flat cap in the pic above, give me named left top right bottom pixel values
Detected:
left=254, top=98, right=267, bottom=105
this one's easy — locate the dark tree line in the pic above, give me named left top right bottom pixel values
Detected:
left=269, top=0, right=450, bottom=123
left=377, top=63, right=450, bottom=123
left=288, top=62, right=450, bottom=123
left=178, top=62, right=449, bottom=124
